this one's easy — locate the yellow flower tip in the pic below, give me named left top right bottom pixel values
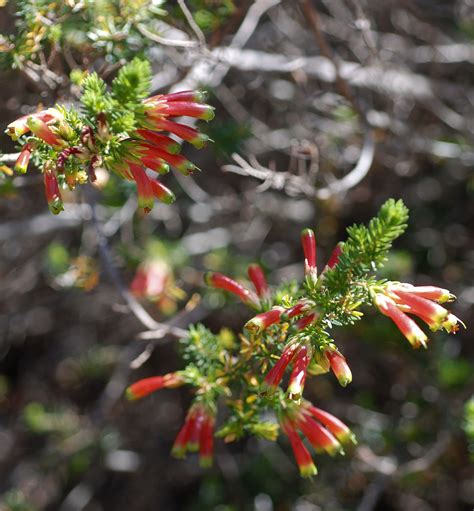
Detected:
left=125, top=387, right=138, bottom=401
left=300, top=463, right=318, bottom=478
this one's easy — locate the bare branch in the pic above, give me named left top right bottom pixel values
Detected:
left=222, top=131, right=375, bottom=200
left=136, top=22, right=200, bottom=48
left=177, top=0, right=206, bottom=46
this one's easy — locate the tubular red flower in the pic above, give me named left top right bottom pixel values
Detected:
left=140, top=144, right=196, bottom=175
left=324, top=349, right=352, bottom=387
left=140, top=156, right=170, bottom=175
left=6, top=108, right=62, bottom=139
left=389, top=284, right=455, bottom=304
left=244, top=307, right=284, bottom=334
left=297, top=414, right=342, bottom=456
left=199, top=414, right=215, bottom=468
left=375, top=294, right=428, bottom=348
left=158, top=101, right=215, bottom=121
left=288, top=345, right=311, bottom=399
left=282, top=302, right=307, bottom=320
left=135, top=129, right=181, bottom=154
left=43, top=169, right=64, bottom=215
left=264, top=342, right=300, bottom=389
left=293, top=313, right=317, bottom=331
left=172, top=409, right=198, bottom=458
left=126, top=373, right=184, bottom=401
left=307, top=405, right=356, bottom=445
left=281, top=419, right=317, bottom=477
left=326, top=242, right=343, bottom=269
left=150, top=179, right=176, bottom=204
left=129, top=163, right=154, bottom=213
left=247, top=264, right=269, bottom=298
left=204, top=272, right=260, bottom=308
left=188, top=407, right=205, bottom=453
left=391, top=289, right=449, bottom=327
left=159, top=90, right=208, bottom=103
left=27, top=117, right=63, bottom=147
left=301, top=228, right=317, bottom=277
left=14, top=144, right=32, bottom=174
left=151, top=118, right=209, bottom=148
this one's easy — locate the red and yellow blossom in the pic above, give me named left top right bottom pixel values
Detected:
left=280, top=401, right=355, bottom=477
left=205, top=271, right=260, bottom=309
left=5, top=88, right=213, bottom=214
left=171, top=404, right=216, bottom=467
left=126, top=372, right=185, bottom=401
left=374, top=282, right=462, bottom=348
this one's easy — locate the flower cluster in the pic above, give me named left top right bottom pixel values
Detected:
left=125, top=200, right=463, bottom=477
left=5, top=59, right=214, bottom=214
left=373, top=283, right=462, bottom=348
left=110, top=90, right=214, bottom=212
left=280, top=401, right=356, bottom=476
left=126, top=372, right=216, bottom=467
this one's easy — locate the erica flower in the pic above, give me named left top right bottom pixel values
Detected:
left=14, top=144, right=32, bottom=174
left=205, top=271, right=260, bottom=308
left=280, top=400, right=355, bottom=477
left=6, top=108, right=63, bottom=140
left=171, top=404, right=216, bottom=467
left=387, top=283, right=455, bottom=304
left=374, top=282, right=462, bottom=348
left=126, top=372, right=184, bottom=400
left=303, top=403, right=356, bottom=445
left=281, top=419, right=318, bottom=477
left=6, top=87, right=213, bottom=215
left=292, top=313, right=317, bottom=331
left=129, top=162, right=154, bottom=213
left=375, top=293, right=428, bottom=348
left=247, top=264, right=270, bottom=299
left=27, top=116, right=64, bottom=148
left=323, top=348, right=352, bottom=387
left=245, top=307, right=285, bottom=334
left=244, top=302, right=309, bottom=334
left=326, top=242, right=343, bottom=269
left=43, top=169, right=64, bottom=215
left=301, top=228, right=317, bottom=280
left=144, top=90, right=215, bottom=122
left=150, top=179, right=176, bottom=204
left=287, top=344, right=311, bottom=399
left=263, top=341, right=300, bottom=391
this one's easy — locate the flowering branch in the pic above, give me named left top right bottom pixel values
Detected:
left=126, top=198, right=464, bottom=477
left=5, top=58, right=214, bottom=215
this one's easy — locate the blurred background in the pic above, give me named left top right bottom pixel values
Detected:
left=0, top=0, right=473, bottom=510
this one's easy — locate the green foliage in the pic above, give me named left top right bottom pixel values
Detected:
left=463, top=397, right=474, bottom=459
left=1, top=0, right=167, bottom=68
left=312, top=199, right=409, bottom=326
left=112, top=58, right=151, bottom=105
left=323, top=199, right=409, bottom=292
left=78, top=58, right=151, bottom=134
left=80, top=73, right=110, bottom=116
